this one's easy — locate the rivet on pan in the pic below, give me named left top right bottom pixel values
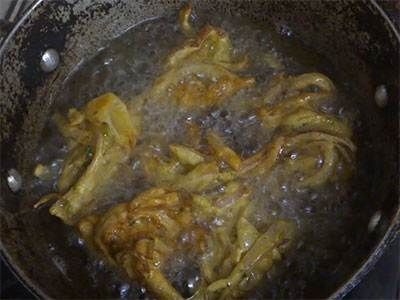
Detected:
left=7, top=168, right=22, bottom=192
left=119, top=283, right=131, bottom=298
left=368, top=210, right=381, bottom=232
left=374, top=84, right=388, bottom=108
left=40, top=48, right=60, bottom=72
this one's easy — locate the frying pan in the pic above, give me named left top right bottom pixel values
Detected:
left=1, top=0, right=399, bottom=298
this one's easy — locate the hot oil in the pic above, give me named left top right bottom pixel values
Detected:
left=32, top=10, right=362, bottom=299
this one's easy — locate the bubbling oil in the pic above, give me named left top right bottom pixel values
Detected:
left=32, top=10, right=363, bottom=299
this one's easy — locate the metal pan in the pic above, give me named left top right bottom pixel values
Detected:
left=1, top=0, right=399, bottom=298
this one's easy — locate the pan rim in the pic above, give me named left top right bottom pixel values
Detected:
left=0, top=0, right=43, bottom=57
left=0, top=0, right=399, bottom=299
left=1, top=2, right=49, bottom=299
left=328, top=0, right=400, bottom=298
left=0, top=248, right=48, bottom=300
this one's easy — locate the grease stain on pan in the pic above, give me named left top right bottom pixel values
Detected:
left=0, top=0, right=398, bottom=299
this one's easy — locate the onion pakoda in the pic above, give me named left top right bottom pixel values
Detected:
left=35, top=93, right=139, bottom=224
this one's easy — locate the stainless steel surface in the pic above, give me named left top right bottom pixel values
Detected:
left=39, top=48, right=59, bottom=72
left=6, top=169, right=22, bottom=193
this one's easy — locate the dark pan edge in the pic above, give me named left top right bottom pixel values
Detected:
left=328, top=1, right=400, bottom=298
left=0, top=247, right=47, bottom=300
left=329, top=215, right=400, bottom=299
left=0, top=0, right=42, bottom=56
left=0, top=0, right=399, bottom=299
left=0, top=1, right=46, bottom=299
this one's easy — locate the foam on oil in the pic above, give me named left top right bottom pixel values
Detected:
left=32, top=10, right=362, bottom=299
